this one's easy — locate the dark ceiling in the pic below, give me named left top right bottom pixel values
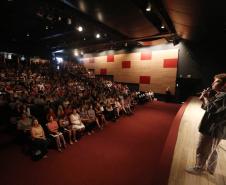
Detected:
left=0, top=0, right=225, bottom=57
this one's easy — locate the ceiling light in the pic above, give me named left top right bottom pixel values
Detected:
left=53, top=50, right=64, bottom=53
left=26, top=33, right=30, bottom=37
left=83, top=37, right=86, bottom=41
left=8, top=54, right=12, bottom=60
left=58, top=16, right=62, bottom=21
left=56, top=57, right=63, bottom=63
left=74, top=50, right=79, bottom=56
left=146, top=3, right=151, bottom=12
left=46, top=26, right=48, bottom=30
left=96, top=33, right=101, bottom=39
left=21, top=56, right=25, bottom=61
left=67, top=18, right=72, bottom=25
left=77, top=26, right=83, bottom=32
left=46, top=15, right=53, bottom=21
left=161, top=25, right=165, bottom=29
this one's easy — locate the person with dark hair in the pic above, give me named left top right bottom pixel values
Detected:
left=186, top=73, right=226, bottom=175
left=165, top=86, right=172, bottom=102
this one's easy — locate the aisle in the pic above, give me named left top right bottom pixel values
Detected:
left=0, top=101, right=180, bottom=185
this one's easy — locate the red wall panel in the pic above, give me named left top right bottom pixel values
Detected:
left=107, top=55, right=114, bottom=62
left=141, top=52, right=152, bottom=60
left=163, top=59, right=178, bottom=68
left=122, top=61, right=131, bottom=68
left=100, top=68, right=107, bottom=75
left=140, top=76, right=151, bottom=84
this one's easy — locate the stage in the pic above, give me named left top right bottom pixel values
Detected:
left=168, top=97, right=226, bottom=185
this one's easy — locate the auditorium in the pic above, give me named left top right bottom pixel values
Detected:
left=0, top=0, right=225, bottom=185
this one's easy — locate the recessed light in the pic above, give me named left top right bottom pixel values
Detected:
left=83, top=37, right=86, bottom=41
left=96, top=33, right=101, bottom=39
left=46, top=26, right=48, bottom=30
left=74, top=50, right=79, bottom=56
left=161, top=25, right=165, bottom=29
left=77, top=26, right=83, bottom=32
left=146, top=3, right=151, bottom=12
left=21, top=56, right=25, bottom=61
left=67, top=18, right=72, bottom=25
left=26, top=33, right=30, bottom=37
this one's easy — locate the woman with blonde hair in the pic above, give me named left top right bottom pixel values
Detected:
left=30, top=119, right=48, bottom=159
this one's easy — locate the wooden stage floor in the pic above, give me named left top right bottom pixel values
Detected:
left=168, top=97, right=226, bottom=185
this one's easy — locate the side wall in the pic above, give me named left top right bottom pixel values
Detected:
left=82, top=45, right=178, bottom=94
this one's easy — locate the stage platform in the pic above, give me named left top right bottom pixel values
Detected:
left=168, top=97, right=226, bottom=185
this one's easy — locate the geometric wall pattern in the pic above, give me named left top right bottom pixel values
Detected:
left=82, top=48, right=178, bottom=94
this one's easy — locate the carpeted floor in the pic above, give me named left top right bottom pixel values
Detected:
left=0, top=101, right=181, bottom=185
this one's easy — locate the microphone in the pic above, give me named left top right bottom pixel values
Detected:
left=199, top=87, right=216, bottom=99
left=196, top=87, right=210, bottom=95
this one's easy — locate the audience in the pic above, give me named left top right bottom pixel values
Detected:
left=0, top=61, right=154, bottom=160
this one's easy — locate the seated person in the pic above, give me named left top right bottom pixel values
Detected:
left=46, top=108, right=57, bottom=122
left=46, top=116, right=66, bottom=152
left=119, top=95, right=128, bottom=115
left=105, top=102, right=116, bottom=121
left=57, top=105, right=65, bottom=119
left=114, top=98, right=122, bottom=117
left=58, top=115, right=74, bottom=144
left=30, top=119, right=48, bottom=159
left=79, top=106, right=95, bottom=134
left=87, top=105, right=102, bottom=129
left=79, top=106, right=90, bottom=124
left=17, top=113, right=32, bottom=151
left=94, top=103, right=106, bottom=126
left=69, top=108, right=85, bottom=137
left=124, top=95, right=133, bottom=115
left=17, top=113, right=32, bottom=134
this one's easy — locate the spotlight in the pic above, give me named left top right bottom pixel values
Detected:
left=67, top=18, right=72, bottom=25
left=74, top=50, right=79, bottom=56
left=146, top=3, right=151, bottom=12
left=96, top=33, right=101, bottom=39
left=46, top=15, right=53, bottom=21
left=8, top=54, right=12, bottom=60
left=77, top=26, right=83, bottom=32
left=53, top=50, right=64, bottom=53
left=56, top=57, right=63, bottom=63
left=146, top=7, right=151, bottom=11
left=21, top=56, right=25, bottom=61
